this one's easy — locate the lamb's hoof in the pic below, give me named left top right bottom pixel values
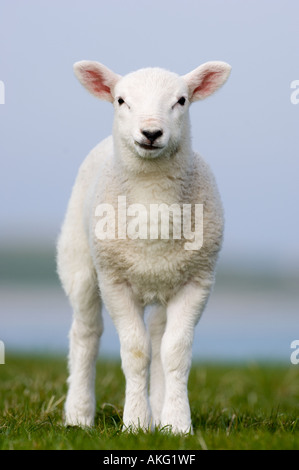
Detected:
left=159, top=422, right=194, bottom=435
left=122, top=419, right=152, bottom=434
left=64, top=408, right=94, bottom=428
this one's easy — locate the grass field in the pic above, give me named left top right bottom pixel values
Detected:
left=0, top=355, right=298, bottom=450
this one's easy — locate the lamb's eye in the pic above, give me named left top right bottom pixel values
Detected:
left=178, top=97, right=186, bottom=106
left=118, top=98, right=125, bottom=106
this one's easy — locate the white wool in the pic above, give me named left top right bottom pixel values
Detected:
left=57, top=60, right=231, bottom=434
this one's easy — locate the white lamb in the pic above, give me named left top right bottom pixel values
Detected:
left=57, top=60, right=231, bottom=434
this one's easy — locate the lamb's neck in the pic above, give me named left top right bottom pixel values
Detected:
left=114, top=141, right=193, bottom=205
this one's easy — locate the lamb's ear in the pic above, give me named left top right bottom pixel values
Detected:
left=183, top=61, right=231, bottom=102
left=73, top=60, right=121, bottom=102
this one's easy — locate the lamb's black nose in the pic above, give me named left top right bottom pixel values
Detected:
left=142, top=129, right=163, bottom=144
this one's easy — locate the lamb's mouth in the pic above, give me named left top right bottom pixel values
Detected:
left=135, top=141, right=163, bottom=151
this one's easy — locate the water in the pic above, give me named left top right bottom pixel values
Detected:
left=1, top=283, right=298, bottom=363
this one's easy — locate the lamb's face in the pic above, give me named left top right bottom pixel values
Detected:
left=113, top=69, right=190, bottom=159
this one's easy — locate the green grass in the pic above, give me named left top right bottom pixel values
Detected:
left=0, top=355, right=298, bottom=450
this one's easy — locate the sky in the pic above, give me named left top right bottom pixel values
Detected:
left=1, top=0, right=299, bottom=273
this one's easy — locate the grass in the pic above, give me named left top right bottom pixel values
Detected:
left=0, top=354, right=298, bottom=450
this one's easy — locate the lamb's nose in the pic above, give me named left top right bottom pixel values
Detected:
left=142, top=129, right=163, bottom=144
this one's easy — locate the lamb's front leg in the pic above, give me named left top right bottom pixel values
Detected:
left=160, top=281, right=212, bottom=434
left=100, top=279, right=151, bottom=432
left=64, top=270, right=103, bottom=427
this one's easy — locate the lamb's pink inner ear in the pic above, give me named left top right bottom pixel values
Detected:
left=84, top=69, right=111, bottom=96
left=193, top=70, right=223, bottom=99
left=74, top=61, right=120, bottom=102
left=185, top=62, right=231, bottom=102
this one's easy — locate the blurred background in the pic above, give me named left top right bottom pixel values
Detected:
left=0, top=0, right=298, bottom=363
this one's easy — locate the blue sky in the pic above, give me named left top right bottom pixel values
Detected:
left=1, top=0, right=299, bottom=272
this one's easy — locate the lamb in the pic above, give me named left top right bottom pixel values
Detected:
left=56, top=60, right=231, bottom=434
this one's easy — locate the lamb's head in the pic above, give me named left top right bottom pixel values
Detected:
left=113, top=67, right=192, bottom=160
left=73, top=61, right=231, bottom=160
